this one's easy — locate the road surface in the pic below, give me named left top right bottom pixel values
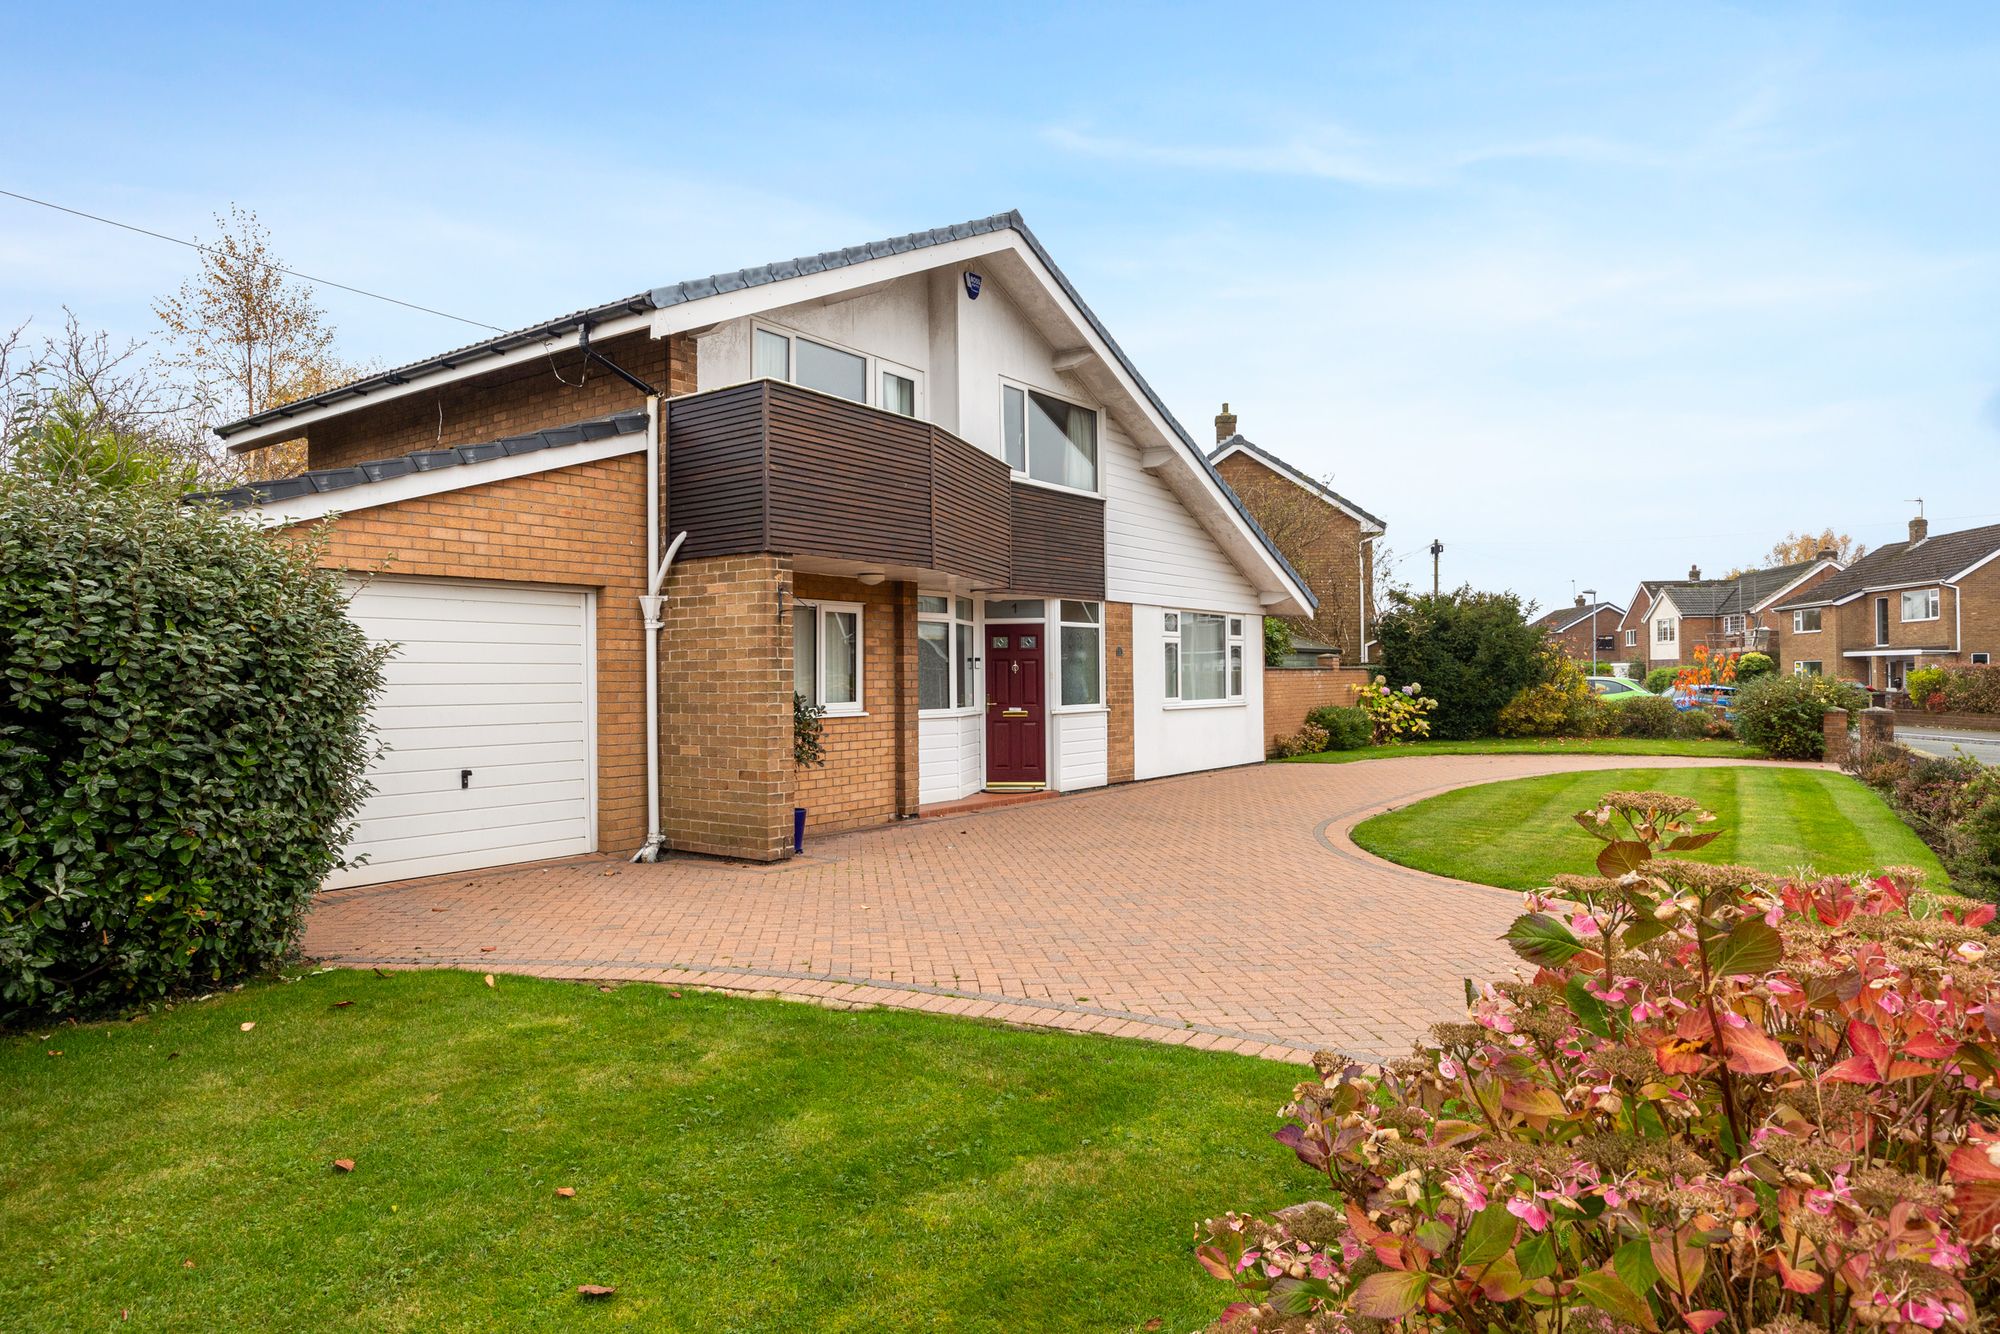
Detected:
left=1898, top=727, right=2000, bottom=767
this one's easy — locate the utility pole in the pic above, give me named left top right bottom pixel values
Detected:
left=1429, top=539, right=1444, bottom=598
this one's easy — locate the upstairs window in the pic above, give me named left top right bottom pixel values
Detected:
left=1793, top=608, right=1822, bottom=633
left=1623, top=628, right=1637, bottom=647
left=1163, top=611, right=1245, bottom=703
left=754, top=323, right=919, bottom=414
left=1655, top=618, right=1676, bottom=644
left=1002, top=382, right=1097, bottom=491
left=1901, top=587, right=1940, bottom=622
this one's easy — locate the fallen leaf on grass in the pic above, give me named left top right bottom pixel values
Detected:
left=182, top=1259, right=195, bottom=1269
left=331, top=1001, right=354, bottom=1009
left=239, top=1022, right=255, bottom=1032
left=46, top=1050, right=61, bottom=1057
left=372, top=968, right=389, bottom=978
left=167, top=1051, right=180, bottom=1060
left=556, top=1187, right=576, bottom=1198
left=596, top=985, right=616, bottom=993
left=484, top=975, right=496, bottom=988
left=668, top=991, right=682, bottom=999
left=1145, top=1321, right=1164, bottom=1331
left=576, top=1285, right=616, bottom=1298
left=333, top=1159, right=356, bottom=1173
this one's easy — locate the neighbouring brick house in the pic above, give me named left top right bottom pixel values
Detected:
left=1771, top=516, right=2000, bottom=690
left=1530, top=597, right=1626, bottom=665
left=198, top=212, right=1317, bottom=883
left=1208, top=415, right=1386, bottom=664
left=1615, top=556, right=1842, bottom=672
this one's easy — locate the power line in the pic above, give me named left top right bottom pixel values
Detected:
left=0, top=188, right=508, bottom=334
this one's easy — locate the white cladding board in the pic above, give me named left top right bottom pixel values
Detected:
left=328, top=579, right=595, bottom=888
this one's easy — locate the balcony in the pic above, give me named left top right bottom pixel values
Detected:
left=666, top=380, right=1014, bottom=587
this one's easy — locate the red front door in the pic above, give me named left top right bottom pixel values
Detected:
left=984, top=623, right=1046, bottom=787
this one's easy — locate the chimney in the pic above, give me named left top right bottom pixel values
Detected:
left=1817, top=545, right=1837, bottom=561
left=1689, top=564, right=1701, bottom=581
left=1215, top=402, right=1237, bottom=444
left=1574, top=593, right=1587, bottom=607
left=1910, top=515, right=1929, bottom=544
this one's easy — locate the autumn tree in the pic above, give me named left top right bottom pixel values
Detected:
left=1731, top=528, right=1867, bottom=575
left=153, top=206, right=365, bottom=480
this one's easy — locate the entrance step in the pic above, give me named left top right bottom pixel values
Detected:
left=918, top=789, right=1062, bottom=819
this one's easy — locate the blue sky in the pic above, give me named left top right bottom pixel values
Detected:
left=5, top=2, right=1998, bottom=611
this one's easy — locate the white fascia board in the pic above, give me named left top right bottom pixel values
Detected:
left=213, top=310, right=657, bottom=454
left=647, top=233, right=1016, bottom=337
left=1842, top=647, right=1956, bottom=658
left=1548, top=604, right=1626, bottom=633
left=1651, top=593, right=1682, bottom=621
left=1209, top=441, right=1386, bottom=533
left=230, top=435, right=647, bottom=527
left=1826, top=578, right=1957, bottom=607
left=1751, top=559, right=1840, bottom=613
left=1949, top=548, right=2000, bottom=584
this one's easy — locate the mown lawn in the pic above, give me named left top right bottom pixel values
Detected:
left=1, top=971, right=1310, bottom=1333
left=1350, top=765, right=1945, bottom=890
left=1278, top=737, right=1765, bottom=764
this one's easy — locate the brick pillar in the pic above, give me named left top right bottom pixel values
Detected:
left=894, top=581, right=920, bottom=818
left=1860, top=706, right=1897, bottom=756
left=1821, top=708, right=1849, bottom=764
left=1106, top=602, right=1135, bottom=784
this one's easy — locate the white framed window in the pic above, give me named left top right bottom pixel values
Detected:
left=1163, top=610, right=1245, bottom=704
left=917, top=595, right=977, bottom=713
left=1655, top=618, right=1676, bottom=644
left=1974, top=652, right=1991, bottom=666
left=1792, top=608, right=1822, bottom=633
left=794, top=600, right=864, bottom=716
left=1058, top=601, right=1104, bottom=708
left=1623, top=628, right=1637, bottom=647
left=1901, top=587, right=1941, bottom=622
left=1001, top=380, right=1098, bottom=492
left=753, top=321, right=922, bottom=416
left=1722, top=614, right=1746, bottom=635
left=1793, top=660, right=1823, bottom=676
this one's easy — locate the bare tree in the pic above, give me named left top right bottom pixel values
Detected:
left=153, top=205, right=367, bottom=480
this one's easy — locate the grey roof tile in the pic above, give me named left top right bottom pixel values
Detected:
left=1775, top=522, right=2000, bottom=607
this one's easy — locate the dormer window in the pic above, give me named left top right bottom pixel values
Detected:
left=752, top=323, right=921, bottom=416
left=1002, top=381, right=1098, bottom=492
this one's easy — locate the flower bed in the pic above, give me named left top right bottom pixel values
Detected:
left=1189, top=791, right=2000, bottom=1332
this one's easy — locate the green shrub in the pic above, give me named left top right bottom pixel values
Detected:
left=1940, top=665, right=2000, bottom=714
left=1608, top=693, right=1681, bottom=738
left=1304, top=705, right=1372, bottom=751
left=1270, top=721, right=1330, bottom=759
left=1735, top=671, right=1867, bottom=760
left=1906, top=665, right=1949, bottom=711
left=1375, top=588, right=1545, bottom=739
left=1262, top=618, right=1292, bottom=667
left=1958, top=798, right=2000, bottom=900
left=1735, top=650, right=1774, bottom=681
left=0, top=478, right=387, bottom=1020
left=1643, top=665, right=1680, bottom=694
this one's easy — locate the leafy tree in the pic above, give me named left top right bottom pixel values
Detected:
left=1729, top=528, right=1866, bottom=575
left=1263, top=617, right=1293, bottom=666
left=153, top=205, right=367, bottom=481
left=1374, top=587, right=1546, bottom=739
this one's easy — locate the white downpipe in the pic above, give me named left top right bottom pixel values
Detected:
left=633, top=392, right=687, bottom=863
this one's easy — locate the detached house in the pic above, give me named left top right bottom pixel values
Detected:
left=1616, top=557, right=1842, bottom=670
left=199, top=212, right=1315, bottom=885
left=1531, top=597, right=1626, bottom=664
left=1771, top=516, right=2000, bottom=689
left=1208, top=409, right=1386, bottom=664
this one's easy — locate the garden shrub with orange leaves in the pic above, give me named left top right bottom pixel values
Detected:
left=1192, top=791, right=2000, bottom=1333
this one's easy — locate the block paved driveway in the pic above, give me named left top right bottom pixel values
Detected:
left=306, top=754, right=1782, bottom=1063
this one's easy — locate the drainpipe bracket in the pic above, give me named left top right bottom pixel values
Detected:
left=638, top=594, right=668, bottom=630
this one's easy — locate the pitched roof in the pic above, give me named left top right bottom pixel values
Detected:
left=1533, top=601, right=1623, bottom=632
left=1775, top=521, right=2000, bottom=607
left=1642, top=559, right=1826, bottom=619
left=1209, top=434, right=1386, bottom=532
left=202, top=210, right=1315, bottom=610
left=189, top=410, right=648, bottom=509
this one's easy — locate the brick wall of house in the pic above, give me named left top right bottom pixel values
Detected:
left=1961, top=560, right=2000, bottom=664
left=296, top=454, right=651, bottom=854
left=1106, top=601, right=1135, bottom=784
left=791, top=573, right=919, bottom=837
left=303, top=331, right=695, bottom=470
left=658, top=553, right=793, bottom=861
left=1263, top=662, right=1371, bottom=753
left=1214, top=452, right=1372, bottom=661
left=1540, top=607, right=1620, bottom=663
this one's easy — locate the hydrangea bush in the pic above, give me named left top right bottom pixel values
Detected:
left=1354, top=677, right=1440, bottom=746
left=1192, top=791, right=2000, bottom=1332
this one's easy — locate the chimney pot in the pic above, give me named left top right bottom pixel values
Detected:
left=1214, top=402, right=1237, bottom=444
left=1910, top=515, right=1929, bottom=543
left=1689, top=564, right=1701, bottom=580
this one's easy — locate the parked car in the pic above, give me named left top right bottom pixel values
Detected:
left=1585, top=675, right=1652, bottom=704
left=1671, top=682, right=1738, bottom=720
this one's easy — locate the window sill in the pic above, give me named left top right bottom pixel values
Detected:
left=1052, top=704, right=1109, bottom=716
left=1162, top=698, right=1246, bottom=711
left=1007, top=474, right=1105, bottom=502
left=1792, top=629, right=1823, bottom=634
left=821, top=709, right=869, bottom=720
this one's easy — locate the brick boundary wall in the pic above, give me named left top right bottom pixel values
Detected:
left=1894, top=709, right=2000, bottom=732
left=1822, top=708, right=1850, bottom=765
left=1263, top=663, right=1372, bottom=753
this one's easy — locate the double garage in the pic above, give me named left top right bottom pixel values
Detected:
left=328, top=577, right=599, bottom=889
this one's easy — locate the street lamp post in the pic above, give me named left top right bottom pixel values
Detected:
left=1582, top=587, right=1598, bottom=675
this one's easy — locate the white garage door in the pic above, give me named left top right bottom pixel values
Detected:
left=328, top=578, right=597, bottom=888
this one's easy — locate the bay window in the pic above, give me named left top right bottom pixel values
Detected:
left=1163, top=610, right=1246, bottom=703
left=917, top=596, right=977, bottom=712
left=1058, top=601, right=1102, bottom=707
left=794, top=600, right=863, bottom=715
left=1002, top=382, right=1098, bottom=491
